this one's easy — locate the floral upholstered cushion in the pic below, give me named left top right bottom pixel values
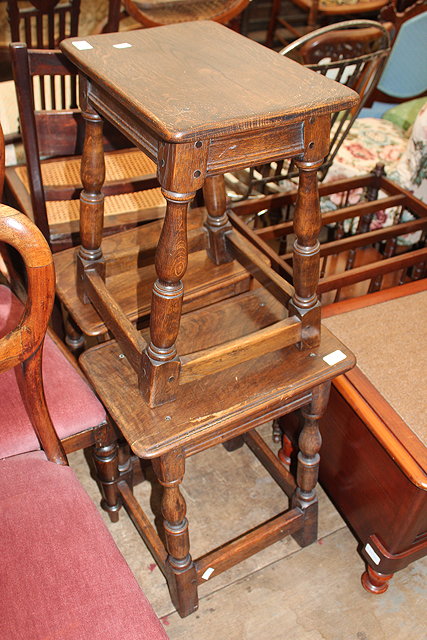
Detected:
left=322, top=106, right=427, bottom=243
left=327, top=117, right=407, bottom=183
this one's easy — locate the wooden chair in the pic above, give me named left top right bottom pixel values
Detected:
left=365, top=0, right=427, bottom=107
left=266, top=0, right=388, bottom=48
left=7, top=0, right=81, bottom=49
left=3, top=0, right=81, bottom=143
left=0, top=119, right=123, bottom=520
left=228, top=20, right=391, bottom=200
left=0, top=198, right=168, bottom=640
left=102, top=0, right=249, bottom=33
left=5, top=43, right=165, bottom=251
left=59, top=21, right=357, bottom=616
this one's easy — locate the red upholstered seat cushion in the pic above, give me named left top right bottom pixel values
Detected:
left=0, top=285, right=106, bottom=458
left=0, top=456, right=168, bottom=639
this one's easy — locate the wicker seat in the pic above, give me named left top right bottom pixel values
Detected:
left=266, top=0, right=388, bottom=48
left=103, top=0, right=249, bottom=32
left=122, top=0, right=249, bottom=26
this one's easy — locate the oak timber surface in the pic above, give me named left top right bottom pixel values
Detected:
left=80, top=290, right=355, bottom=457
left=54, top=210, right=250, bottom=335
left=60, top=21, right=358, bottom=143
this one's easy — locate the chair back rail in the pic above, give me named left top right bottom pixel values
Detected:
left=9, top=43, right=144, bottom=244
left=239, top=20, right=391, bottom=199
left=7, top=0, right=81, bottom=49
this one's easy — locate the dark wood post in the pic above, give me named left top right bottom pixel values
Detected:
left=289, top=115, right=330, bottom=348
left=93, top=437, right=121, bottom=523
left=139, top=189, right=193, bottom=407
left=152, top=451, right=198, bottom=618
left=203, top=174, right=233, bottom=264
left=77, top=77, right=106, bottom=304
left=292, top=381, right=330, bottom=547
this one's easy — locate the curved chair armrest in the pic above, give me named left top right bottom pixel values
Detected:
left=0, top=205, right=55, bottom=373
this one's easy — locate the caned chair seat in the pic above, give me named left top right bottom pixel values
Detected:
left=0, top=284, right=106, bottom=458
left=7, top=147, right=165, bottom=234
left=13, top=148, right=157, bottom=191
left=127, top=0, right=248, bottom=24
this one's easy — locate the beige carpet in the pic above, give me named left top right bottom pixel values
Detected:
left=324, top=290, right=427, bottom=445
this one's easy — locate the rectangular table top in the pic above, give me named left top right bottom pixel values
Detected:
left=61, top=20, right=358, bottom=143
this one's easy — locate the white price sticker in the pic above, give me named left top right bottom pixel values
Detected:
left=323, top=350, right=347, bottom=366
left=71, top=40, right=93, bottom=50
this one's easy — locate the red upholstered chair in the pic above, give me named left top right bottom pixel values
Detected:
left=0, top=201, right=168, bottom=639
left=0, top=120, right=121, bottom=519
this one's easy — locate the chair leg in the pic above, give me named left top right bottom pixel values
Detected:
left=118, top=441, right=135, bottom=488
left=93, top=439, right=121, bottom=523
left=222, top=435, right=244, bottom=452
left=361, top=565, right=394, bottom=594
left=292, top=381, right=330, bottom=547
left=64, top=312, right=85, bottom=355
left=152, top=450, right=198, bottom=618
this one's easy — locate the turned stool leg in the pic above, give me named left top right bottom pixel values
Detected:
left=63, top=312, right=85, bottom=355
left=140, top=190, right=194, bottom=407
left=152, top=451, right=198, bottom=618
left=289, top=116, right=330, bottom=349
left=203, top=175, right=233, bottom=265
left=77, top=80, right=106, bottom=304
left=292, top=382, right=330, bottom=547
left=92, top=430, right=121, bottom=523
left=361, top=565, right=394, bottom=594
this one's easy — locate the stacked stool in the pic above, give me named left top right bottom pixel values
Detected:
left=61, top=21, right=357, bottom=617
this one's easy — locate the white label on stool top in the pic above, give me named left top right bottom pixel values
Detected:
left=323, top=350, right=347, bottom=366
left=201, top=567, right=215, bottom=581
left=113, top=43, right=132, bottom=48
left=71, top=40, right=93, bottom=50
left=365, top=543, right=380, bottom=565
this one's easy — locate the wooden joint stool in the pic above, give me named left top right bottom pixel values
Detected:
left=61, top=21, right=357, bottom=617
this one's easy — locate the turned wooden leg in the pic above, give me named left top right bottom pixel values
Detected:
left=361, top=565, right=394, bottom=594
left=222, top=435, right=244, bottom=452
left=203, top=175, right=233, bottom=265
left=288, top=159, right=322, bottom=349
left=140, top=191, right=194, bottom=407
left=272, top=419, right=282, bottom=444
left=289, top=116, right=330, bottom=349
left=93, top=439, right=121, bottom=523
left=63, top=312, right=85, bottom=355
left=278, top=432, right=294, bottom=468
left=77, top=81, right=106, bottom=304
left=118, top=441, right=135, bottom=489
left=152, top=451, right=198, bottom=618
left=292, top=382, right=330, bottom=547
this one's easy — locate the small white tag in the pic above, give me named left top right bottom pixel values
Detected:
left=72, top=40, right=93, bottom=50
left=323, top=350, right=347, bottom=366
left=201, top=567, right=215, bottom=581
left=113, top=43, right=132, bottom=49
left=365, top=543, right=380, bottom=565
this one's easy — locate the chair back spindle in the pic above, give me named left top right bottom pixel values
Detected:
left=7, top=0, right=81, bottom=49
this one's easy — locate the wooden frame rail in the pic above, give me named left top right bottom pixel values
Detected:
left=317, top=247, right=427, bottom=294
left=83, top=227, right=298, bottom=389
left=281, top=216, right=427, bottom=261
left=227, top=231, right=295, bottom=304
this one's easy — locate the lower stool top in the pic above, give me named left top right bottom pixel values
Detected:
left=61, top=20, right=358, bottom=143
